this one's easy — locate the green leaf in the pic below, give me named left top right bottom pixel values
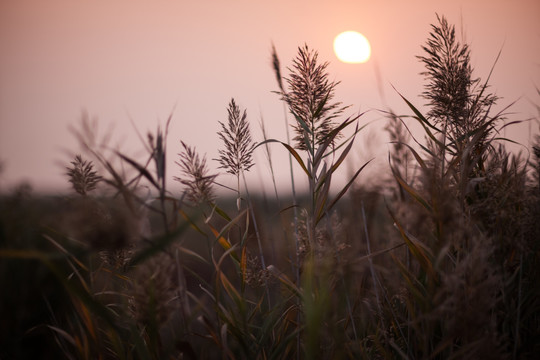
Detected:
left=212, top=204, right=233, bottom=222
left=179, top=209, right=206, bottom=235
left=208, top=209, right=249, bottom=263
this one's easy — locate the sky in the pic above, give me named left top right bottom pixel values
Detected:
left=1, top=0, right=539, bottom=195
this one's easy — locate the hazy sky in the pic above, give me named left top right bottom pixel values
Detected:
left=1, top=0, right=539, bottom=194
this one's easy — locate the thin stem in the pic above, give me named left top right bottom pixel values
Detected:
left=362, top=202, right=383, bottom=322
left=282, top=101, right=301, bottom=360
left=241, top=170, right=272, bottom=310
left=282, top=104, right=300, bottom=279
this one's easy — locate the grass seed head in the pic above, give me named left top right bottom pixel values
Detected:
left=279, top=44, right=349, bottom=152
left=216, top=98, right=256, bottom=177
left=175, top=141, right=216, bottom=205
left=66, top=155, right=102, bottom=196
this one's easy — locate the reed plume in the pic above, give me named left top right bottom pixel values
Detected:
left=216, top=98, right=256, bottom=177
left=418, top=14, right=498, bottom=138
left=174, top=141, right=216, bottom=204
left=278, top=44, right=349, bottom=152
left=66, top=154, right=102, bottom=196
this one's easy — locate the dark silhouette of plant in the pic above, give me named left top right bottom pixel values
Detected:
left=216, top=98, right=256, bottom=178
left=66, top=154, right=102, bottom=196
left=277, top=44, right=349, bottom=152
left=175, top=141, right=216, bottom=205
left=418, top=14, right=501, bottom=179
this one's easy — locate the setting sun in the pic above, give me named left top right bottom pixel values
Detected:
left=333, top=31, right=371, bottom=63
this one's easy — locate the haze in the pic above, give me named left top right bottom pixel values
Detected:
left=1, top=0, right=539, bottom=194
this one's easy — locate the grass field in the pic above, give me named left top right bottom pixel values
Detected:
left=1, top=15, right=539, bottom=359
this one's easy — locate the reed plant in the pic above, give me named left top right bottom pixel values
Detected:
left=381, top=14, right=539, bottom=359
left=1, top=14, right=539, bottom=360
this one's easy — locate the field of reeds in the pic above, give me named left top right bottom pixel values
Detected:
left=1, top=15, right=539, bottom=359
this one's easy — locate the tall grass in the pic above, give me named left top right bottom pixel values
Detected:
left=1, top=14, right=539, bottom=359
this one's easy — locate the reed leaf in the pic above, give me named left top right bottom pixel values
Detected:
left=324, top=159, right=373, bottom=220
left=117, top=152, right=159, bottom=190
left=257, top=139, right=311, bottom=178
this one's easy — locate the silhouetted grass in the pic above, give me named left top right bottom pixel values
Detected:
left=1, top=15, right=539, bottom=359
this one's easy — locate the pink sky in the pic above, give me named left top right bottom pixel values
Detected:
left=1, top=0, right=539, bottom=194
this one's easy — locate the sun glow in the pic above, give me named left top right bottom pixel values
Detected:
left=333, top=31, right=371, bottom=63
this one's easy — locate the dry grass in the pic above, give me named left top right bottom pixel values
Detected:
left=1, top=14, right=539, bottom=360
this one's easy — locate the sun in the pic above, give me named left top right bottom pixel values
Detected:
left=333, top=31, right=371, bottom=64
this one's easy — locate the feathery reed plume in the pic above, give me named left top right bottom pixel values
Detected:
left=419, top=14, right=473, bottom=128
left=175, top=141, right=216, bottom=204
left=278, top=44, right=349, bottom=152
left=418, top=14, right=499, bottom=165
left=216, top=98, right=256, bottom=178
left=66, top=155, right=102, bottom=196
